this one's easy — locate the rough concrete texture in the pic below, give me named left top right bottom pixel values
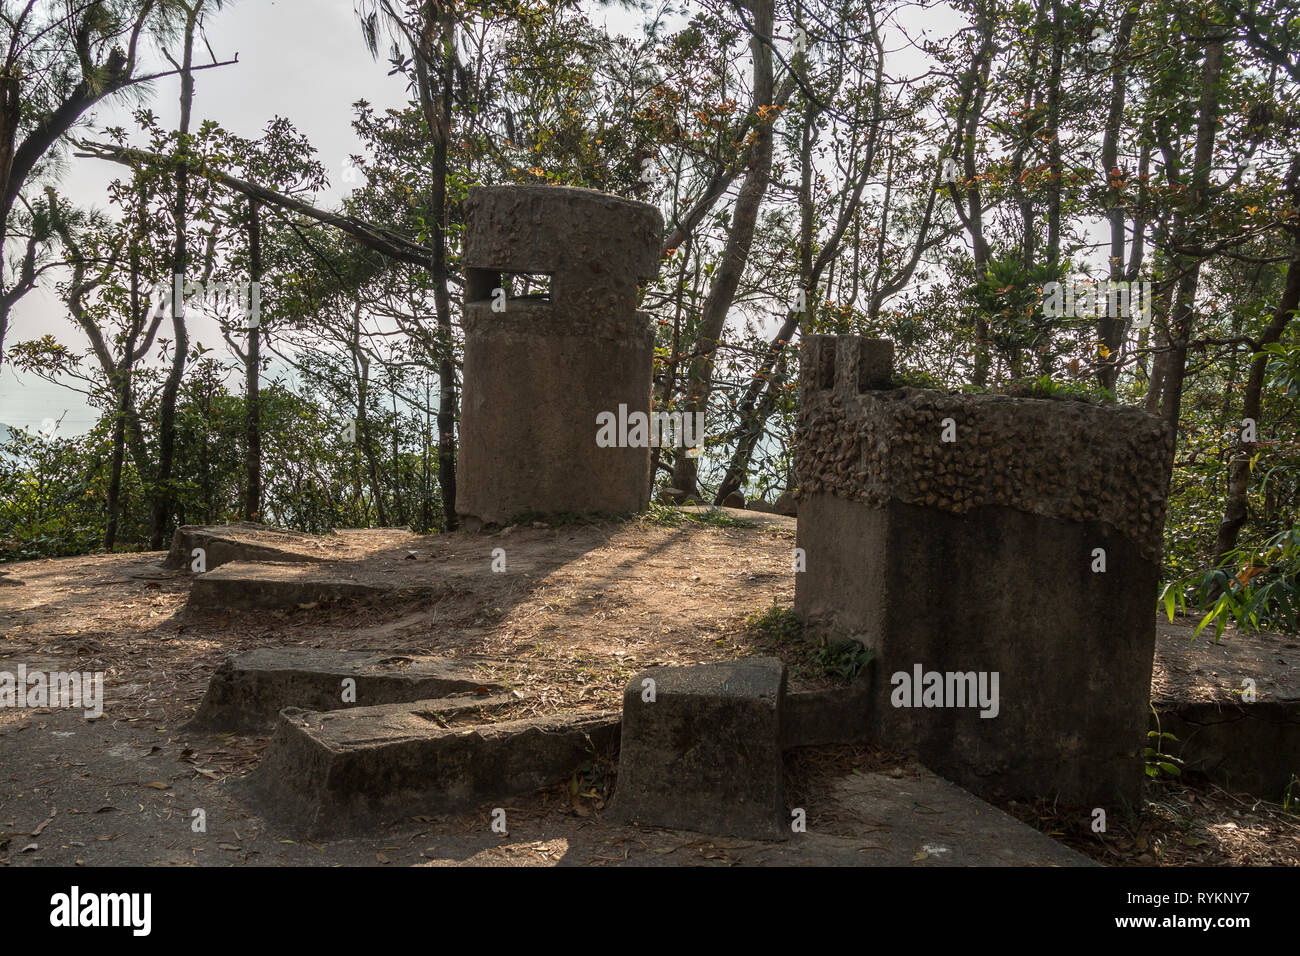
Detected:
left=187, top=560, right=439, bottom=610
left=782, top=677, right=873, bottom=748
left=185, top=648, right=506, bottom=733
left=794, top=335, right=1173, bottom=808
left=796, top=335, right=1173, bottom=560
left=606, top=657, right=789, bottom=840
left=163, top=522, right=381, bottom=571
left=800, top=764, right=1095, bottom=866
left=1152, top=619, right=1300, bottom=799
left=1157, top=700, right=1299, bottom=798
left=236, top=704, right=618, bottom=837
left=4, top=704, right=1091, bottom=866
left=457, top=185, right=664, bottom=526
left=166, top=524, right=419, bottom=572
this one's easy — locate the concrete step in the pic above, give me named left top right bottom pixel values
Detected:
left=234, top=702, right=618, bottom=836
left=185, top=647, right=507, bottom=733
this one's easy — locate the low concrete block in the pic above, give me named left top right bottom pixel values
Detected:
left=1156, top=700, right=1300, bottom=800
left=1151, top=620, right=1300, bottom=800
left=185, top=648, right=505, bottom=733
left=782, top=678, right=873, bottom=748
left=164, top=522, right=325, bottom=571
left=235, top=703, right=619, bottom=836
left=606, top=657, right=788, bottom=840
left=187, top=562, right=439, bottom=610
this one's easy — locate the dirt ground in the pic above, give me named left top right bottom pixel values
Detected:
left=1, top=511, right=1297, bottom=866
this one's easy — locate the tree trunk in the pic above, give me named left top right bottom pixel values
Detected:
left=150, top=2, right=202, bottom=549
left=947, top=1, right=996, bottom=384
left=244, top=199, right=263, bottom=520
left=414, top=4, right=459, bottom=530
left=1212, top=176, right=1300, bottom=563
left=671, top=0, right=775, bottom=497
left=104, top=364, right=129, bottom=551
left=1098, top=8, right=1139, bottom=389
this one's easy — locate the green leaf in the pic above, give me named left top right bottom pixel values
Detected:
left=1193, top=607, right=1216, bottom=639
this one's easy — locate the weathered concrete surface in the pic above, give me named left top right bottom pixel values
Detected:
left=606, top=657, right=788, bottom=840
left=787, top=764, right=1096, bottom=866
left=794, top=334, right=1173, bottom=809
left=796, top=335, right=1172, bottom=558
left=783, top=677, right=873, bottom=748
left=1152, top=619, right=1300, bottom=799
left=804, top=497, right=1160, bottom=807
left=181, top=524, right=577, bottom=611
left=5, top=704, right=1092, bottom=866
left=1157, top=701, right=1300, bottom=798
left=187, top=560, right=441, bottom=610
left=185, top=648, right=507, bottom=733
left=457, top=185, right=663, bottom=527
left=235, top=704, right=618, bottom=837
left=163, top=523, right=417, bottom=571
left=164, top=522, right=318, bottom=571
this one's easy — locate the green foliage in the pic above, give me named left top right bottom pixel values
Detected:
left=568, top=759, right=614, bottom=808
left=745, top=603, right=806, bottom=643
left=890, top=368, right=948, bottom=391
left=0, top=374, right=448, bottom=562
left=641, top=502, right=755, bottom=529
left=0, top=427, right=129, bottom=562
left=1145, top=706, right=1184, bottom=779
left=1161, top=526, right=1300, bottom=639
left=744, top=603, right=874, bottom=683
left=1004, top=374, right=1118, bottom=404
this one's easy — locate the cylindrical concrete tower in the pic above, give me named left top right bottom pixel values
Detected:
left=456, top=185, right=663, bottom=526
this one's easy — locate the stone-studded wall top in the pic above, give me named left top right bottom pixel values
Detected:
left=795, top=335, right=1175, bottom=559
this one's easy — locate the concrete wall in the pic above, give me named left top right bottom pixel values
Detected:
left=457, top=186, right=663, bottom=526
left=794, top=334, right=1174, bottom=808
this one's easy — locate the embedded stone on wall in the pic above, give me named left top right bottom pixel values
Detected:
left=793, top=333, right=1174, bottom=809
left=794, top=335, right=1171, bottom=559
left=456, top=185, right=664, bottom=527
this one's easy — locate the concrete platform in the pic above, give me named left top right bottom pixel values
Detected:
left=234, top=704, right=619, bottom=836
left=1152, top=619, right=1300, bottom=799
left=188, top=560, right=442, bottom=609
left=185, top=647, right=507, bottom=733
left=768, top=764, right=1095, bottom=866
left=164, top=523, right=419, bottom=571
